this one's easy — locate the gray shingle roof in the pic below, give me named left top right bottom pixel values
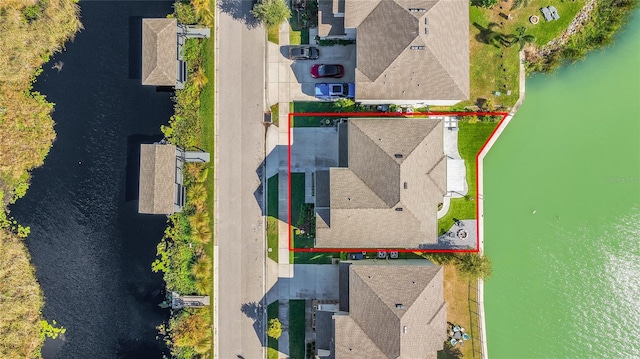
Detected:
left=333, top=260, right=447, bottom=359
left=315, top=118, right=446, bottom=248
left=345, top=0, right=469, bottom=102
left=139, top=144, right=176, bottom=214
left=142, top=18, right=177, bottom=86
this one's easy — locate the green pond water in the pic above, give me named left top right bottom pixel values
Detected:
left=484, top=9, right=640, bottom=359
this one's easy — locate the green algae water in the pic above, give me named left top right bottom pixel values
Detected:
left=484, top=9, right=640, bottom=359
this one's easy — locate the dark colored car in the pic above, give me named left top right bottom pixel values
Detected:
left=288, top=46, right=320, bottom=60
left=314, top=83, right=355, bottom=100
left=310, top=64, right=344, bottom=78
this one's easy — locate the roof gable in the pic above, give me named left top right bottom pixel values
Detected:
left=345, top=0, right=469, bottom=102
left=142, top=19, right=177, bottom=86
left=356, top=0, right=418, bottom=81
left=334, top=262, right=446, bottom=358
left=139, top=144, right=176, bottom=214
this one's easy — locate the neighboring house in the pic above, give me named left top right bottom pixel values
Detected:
left=141, top=18, right=210, bottom=89
left=315, top=118, right=446, bottom=249
left=317, top=0, right=469, bottom=106
left=315, top=260, right=447, bottom=359
left=138, top=143, right=209, bottom=215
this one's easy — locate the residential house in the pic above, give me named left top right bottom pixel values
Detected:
left=138, top=143, right=209, bottom=215
left=317, top=0, right=469, bottom=105
left=314, top=118, right=446, bottom=248
left=315, top=259, right=447, bottom=359
left=141, top=18, right=210, bottom=89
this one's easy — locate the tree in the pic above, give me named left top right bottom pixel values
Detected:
left=251, top=0, right=291, bottom=28
left=511, top=0, right=530, bottom=10
left=333, top=98, right=355, bottom=112
left=454, top=253, right=493, bottom=280
left=507, top=27, right=536, bottom=51
left=475, top=0, right=498, bottom=9
left=191, top=0, right=213, bottom=26
left=267, top=318, right=283, bottom=339
left=172, top=314, right=210, bottom=348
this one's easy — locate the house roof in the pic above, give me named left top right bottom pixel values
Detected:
left=333, top=261, right=447, bottom=359
left=142, top=18, right=177, bottom=86
left=345, top=0, right=469, bottom=102
left=315, top=119, right=446, bottom=248
left=139, top=144, right=177, bottom=214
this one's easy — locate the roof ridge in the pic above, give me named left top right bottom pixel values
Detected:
left=350, top=268, right=400, bottom=356
left=424, top=0, right=468, bottom=98
left=425, top=154, right=446, bottom=194
left=350, top=121, right=400, bottom=206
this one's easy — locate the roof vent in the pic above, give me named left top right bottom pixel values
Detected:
left=395, top=304, right=404, bottom=309
left=403, top=182, right=408, bottom=189
left=424, top=28, right=429, bottom=35
left=410, top=45, right=425, bottom=50
left=424, top=17, right=429, bottom=25
left=409, top=8, right=426, bottom=12
left=395, top=153, right=403, bottom=158
left=403, top=326, right=408, bottom=333
left=395, top=207, right=403, bottom=212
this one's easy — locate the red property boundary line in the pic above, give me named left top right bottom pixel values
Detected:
left=287, top=111, right=508, bottom=254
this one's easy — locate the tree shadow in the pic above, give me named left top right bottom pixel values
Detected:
left=218, top=0, right=261, bottom=29
left=240, top=301, right=267, bottom=346
left=472, top=22, right=506, bottom=48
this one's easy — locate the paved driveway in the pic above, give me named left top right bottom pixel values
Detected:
left=290, top=128, right=339, bottom=172
left=279, top=264, right=340, bottom=300
left=278, top=44, right=356, bottom=100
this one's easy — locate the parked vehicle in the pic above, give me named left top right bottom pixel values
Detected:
left=288, top=46, right=320, bottom=60
left=310, top=64, right=344, bottom=78
left=314, top=83, right=355, bottom=100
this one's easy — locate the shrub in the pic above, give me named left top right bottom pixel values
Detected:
left=174, top=2, right=197, bottom=25
left=251, top=0, right=291, bottom=28
left=267, top=318, right=283, bottom=339
left=473, top=0, right=498, bottom=9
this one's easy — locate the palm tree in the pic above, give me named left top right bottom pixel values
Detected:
left=510, top=0, right=530, bottom=10
left=507, top=27, right=536, bottom=50
left=187, top=183, right=207, bottom=209
left=191, top=67, right=208, bottom=89
left=193, top=335, right=213, bottom=354
left=189, top=212, right=209, bottom=230
left=191, top=222, right=212, bottom=244
left=191, top=0, right=213, bottom=26
left=191, top=257, right=212, bottom=278
left=195, top=278, right=213, bottom=295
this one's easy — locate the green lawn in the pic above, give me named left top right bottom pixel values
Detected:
left=270, top=103, right=279, bottom=127
left=290, top=172, right=306, bottom=225
left=292, top=234, right=335, bottom=264
left=463, top=1, right=585, bottom=109
left=289, top=12, right=309, bottom=45
left=289, top=300, right=306, bottom=359
left=267, top=25, right=279, bottom=44
left=291, top=102, right=337, bottom=127
left=290, top=26, right=302, bottom=45
left=200, top=3, right=216, bottom=357
left=438, top=120, right=498, bottom=233
left=267, top=301, right=279, bottom=359
left=267, top=174, right=279, bottom=263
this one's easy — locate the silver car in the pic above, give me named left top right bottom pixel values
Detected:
left=288, top=46, right=320, bottom=60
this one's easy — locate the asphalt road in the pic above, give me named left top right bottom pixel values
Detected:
left=214, top=2, right=267, bottom=359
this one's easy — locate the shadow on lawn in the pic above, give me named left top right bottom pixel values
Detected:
left=472, top=22, right=507, bottom=48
